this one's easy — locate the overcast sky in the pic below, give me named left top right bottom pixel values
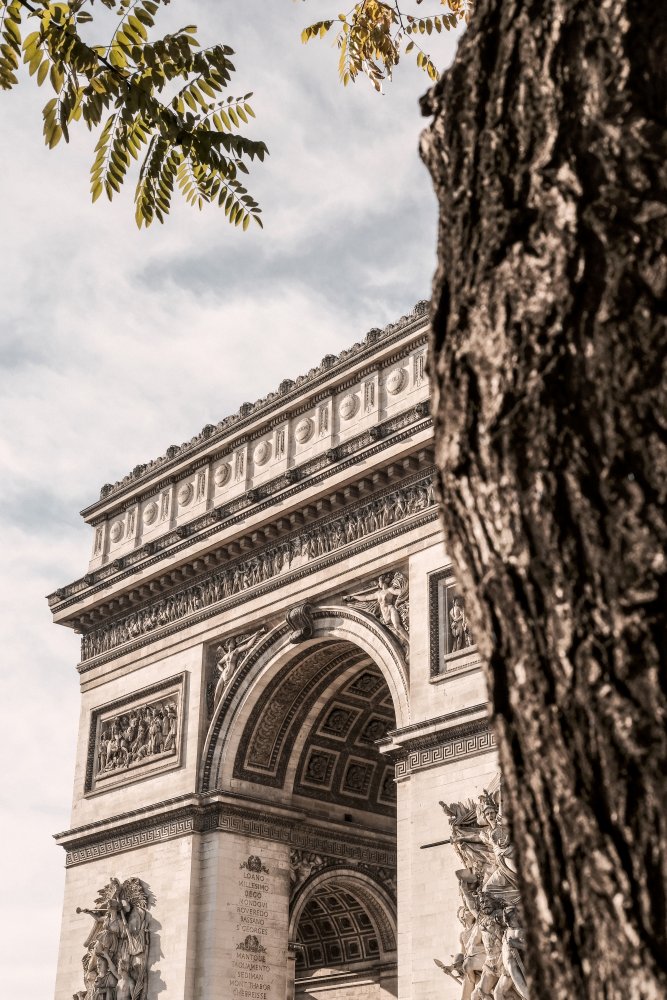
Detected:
left=0, top=4, right=461, bottom=995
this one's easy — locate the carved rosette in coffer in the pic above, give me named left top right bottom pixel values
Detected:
left=85, top=673, right=186, bottom=794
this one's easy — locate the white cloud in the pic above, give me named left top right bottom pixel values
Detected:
left=0, top=2, right=462, bottom=994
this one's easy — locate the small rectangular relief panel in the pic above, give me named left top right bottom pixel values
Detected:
left=429, top=568, right=480, bottom=678
left=85, top=673, right=186, bottom=794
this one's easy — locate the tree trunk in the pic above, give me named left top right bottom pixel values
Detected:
left=419, top=1, right=667, bottom=997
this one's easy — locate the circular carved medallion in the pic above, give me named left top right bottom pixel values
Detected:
left=295, top=417, right=314, bottom=444
left=214, top=463, right=231, bottom=488
left=109, top=520, right=124, bottom=543
left=143, top=501, right=158, bottom=525
left=339, top=394, right=359, bottom=420
left=177, top=482, right=194, bottom=506
left=386, top=368, right=407, bottom=395
left=254, top=441, right=271, bottom=466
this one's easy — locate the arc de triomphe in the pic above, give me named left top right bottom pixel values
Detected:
left=50, top=302, right=499, bottom=1000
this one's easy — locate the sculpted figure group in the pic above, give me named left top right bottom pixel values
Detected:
left=97, top=701, right=177, bottom=776
left=75, top=877, right=151, bottom=1000
left=82, top=478, right=434, bottom=661
left=436, top=786, right=529, bottom=1000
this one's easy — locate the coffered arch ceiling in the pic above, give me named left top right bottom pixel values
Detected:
left=231, top=640, right=396, bottom=821
left=291, top=870, right=397, bottom=977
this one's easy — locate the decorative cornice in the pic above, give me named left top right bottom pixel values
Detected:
left=385, top=704, right=489, bottom=743
left=85, top=302, right=429, bottom=511
left=55, top=794, right=396, bottom=869
left=77, top=470, right=438, bottom=670
left=49, top=408, right=433, bottom=614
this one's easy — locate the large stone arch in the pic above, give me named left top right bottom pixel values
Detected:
left=199, top=605, right=409, bottom=794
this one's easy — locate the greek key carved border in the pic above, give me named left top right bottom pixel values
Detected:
left=61, top=799, right=396, bottom=869
left=393, top=722, right=496, bottom=779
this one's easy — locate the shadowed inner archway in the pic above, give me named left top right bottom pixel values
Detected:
left=233, top=639, right=397, bottom=826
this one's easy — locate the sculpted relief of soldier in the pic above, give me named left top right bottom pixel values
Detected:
left=343, top=570, right=410, bottom=657
left=213, top=626, right=266, bottom=707
left=74, top=877, right=151, bottom=1000
left=97, top=700, right=178, bottom=777
left=435, top=785, right=529, bottom=1000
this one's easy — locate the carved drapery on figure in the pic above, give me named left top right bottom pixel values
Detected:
left=74, top=877, right=152, bottom=1000
left=212, top=628, right=266, bottom=708
left=290, top=849, right=326, bottom=894
left=435, top=783, right=529, bottom=1000
left=343, top=571, right=410, bottom=660
left=449, top=594, right=474, bottom=654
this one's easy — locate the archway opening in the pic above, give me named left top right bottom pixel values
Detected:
left=221, top=634, right=400, bottom=998
left=291, top=873, right=397, bottom=1000
left=230, top=640, right=398, bottom=831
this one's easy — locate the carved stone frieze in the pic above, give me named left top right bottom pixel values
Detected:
left=290, top=849, right=326, bottom=893
left=435, top=781, right=529, bottom=999
left=52, top=413, right=433, bottom=613
left=109, top=521, right=124, bottom=543
left=289, top=850, right=397, bottom=902
left=177, top=482, right=193, bottom=506
left=80, top=474, right=436, bottom=663
left=214, top=462, right=231, bottom=487
left=142, top=501, right=158, bottom=526
left=74, top=877, right=152, bottom=1000
left=386, top=367, right=407, bottom=395
left=58, top=795, right=397, bottom=871
left=295, top=417, right=314, bottom=444
left=340, top=393, right=360, bottom=420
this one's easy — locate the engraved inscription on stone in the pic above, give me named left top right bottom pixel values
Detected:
left=231, top=856, right=273, bottom=1000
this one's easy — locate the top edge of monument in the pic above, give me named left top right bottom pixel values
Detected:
left=81, top=300, right=430, bottom=518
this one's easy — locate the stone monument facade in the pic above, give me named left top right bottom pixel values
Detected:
left=51, top=303, right=501, bottom=999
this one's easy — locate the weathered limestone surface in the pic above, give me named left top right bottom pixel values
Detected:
left=51, top=305, right=499, bottom=999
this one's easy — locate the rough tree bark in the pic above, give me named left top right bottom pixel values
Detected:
left=419, top=1, right=667, bottom=998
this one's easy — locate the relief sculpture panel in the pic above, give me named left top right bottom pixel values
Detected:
left=85, top=675, right=185, bottom=793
